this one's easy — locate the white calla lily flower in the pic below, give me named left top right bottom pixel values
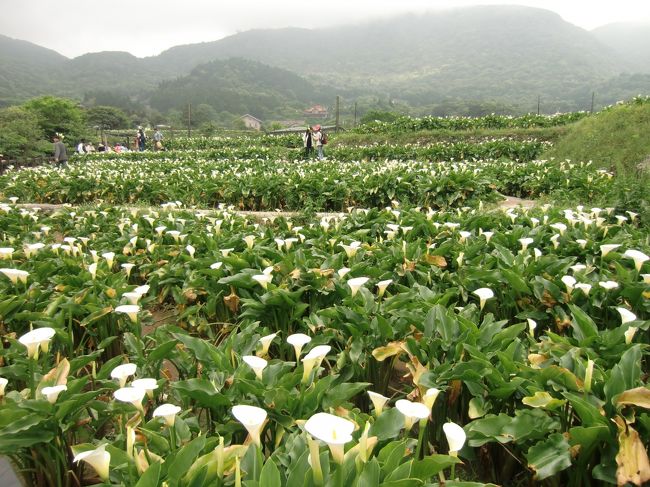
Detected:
left=115, top=304, right=140, bottom=323
left=242, top=355, right=267, bottom=380
left=347, top=276, right=369, bottom=296
left=153, top=403, right=182, bottom=427
left=0, top=268, right=29, bottom=285
left=443, top=422, right=466, bottom=455
left=113, top=386, right=146, bottom=412
left=473, top=288, right=494, bottom=310
left=623, top=249, right=649, bottom=272
left=131, top=378, right=158, bottom=398
left=18, top=327, right=55, bottom=359
left=41, top=385, right=67, bottom=404
left=368, top=391, right=389, bottom=416
left=232, top=404, right=267, bottom=447
left=73, top=444, right=110, bottom=482
left=111, top=363, right=137, bottom=388
left=304, top=412, right=355, bottom=464
left=616, top=308, right=637, bottom=324
left=395, top=399, right=430, bottom=430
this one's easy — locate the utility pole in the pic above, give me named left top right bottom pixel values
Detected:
left=537, top=96, right=541, bottom=116
left=335, top=96, right=340, bottom=132
left=354, top=102, right=357, bottom=127
left=591, top=92, right=595, bottom=113
left=187, top=103, right=192, bottom=137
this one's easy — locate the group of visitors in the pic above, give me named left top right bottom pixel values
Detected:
left=136, top=127, right=164, bottom=152
left=52, top=127, right=165, bottom=167
left=303, top=125, right=327, bottom=160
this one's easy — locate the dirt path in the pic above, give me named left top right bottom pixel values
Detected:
left=498, top=195, right=536, bottom=209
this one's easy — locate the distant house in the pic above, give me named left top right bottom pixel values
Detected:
left=303, top=105, right=328, bottom=118
left=240, top=114, right=263, bottom=131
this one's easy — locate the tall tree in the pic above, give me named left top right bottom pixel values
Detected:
left=22, top=96, right=86, bottom=140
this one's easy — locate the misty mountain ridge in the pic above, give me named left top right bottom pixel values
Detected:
left=1, top=5, right=649, bottom=113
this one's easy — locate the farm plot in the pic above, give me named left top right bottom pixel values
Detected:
left=0, top=202, right=648, bottom=486
left=0, top=156, right=610, bottom=210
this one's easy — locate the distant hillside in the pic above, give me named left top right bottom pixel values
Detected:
left=1, top=6, right=649, bottom=113
left=592, top=23, right=650, bottom=74
left=152, top=6, right=631, bottom=109
left=149, top=58, right=328, bottom=118
left=0, top=34, right=69, bottom=105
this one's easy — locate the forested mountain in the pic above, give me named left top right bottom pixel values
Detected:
left=1, top=6, right=649, bottom=114
left=149, top=58, right=330, bottom=119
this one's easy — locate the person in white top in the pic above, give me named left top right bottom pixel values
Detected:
left=76, top=139, right=86, bottom=154
left=312, top=125, right=324, bottom=160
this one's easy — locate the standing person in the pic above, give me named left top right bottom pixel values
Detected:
left=76, top=139, right=86, bottom=154
left=153, top=128, right=163, bottom=151
left=302, top=127, right=313, bottom=159
left=313, top=124, right=324, bottom=160
left=137, top=127, right=146, bottom=151
left=52, top=134, right=68, bottom=167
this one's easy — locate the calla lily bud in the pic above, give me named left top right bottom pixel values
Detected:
left=584, top=359, right=594, bottom=393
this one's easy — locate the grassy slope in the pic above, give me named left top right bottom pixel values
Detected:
left=543, top=101, right=650, bottom=171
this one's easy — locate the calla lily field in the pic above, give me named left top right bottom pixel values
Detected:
left=0, top=110, right=648, bottom=487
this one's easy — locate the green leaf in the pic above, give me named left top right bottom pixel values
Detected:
left=167, top=436, right=206, bottom=487
left=172, top=379, right=231, bottom=409
left=369, top=408, right=404, bottom=441
left=241, top=443, right=264, bottom=482
left=411, top=455, right=461, bottom=480
left=135, top=460, right=161, bottom=487
left=322, top=382, right=370, bottom=409
left=259, top=458, right=281, bottom=487
left=526, top=433, right=572, bottom=480
left=568, top=304, right=598, bottom=342
left=357, top=457, right=380, bottom=487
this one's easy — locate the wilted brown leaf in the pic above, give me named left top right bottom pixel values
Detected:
left=224, top=287, right=240, bottom=314
left=616, top=388, right=650, bottom=410
left=424, top=254, right=447, bottom=268
left=615, top=417, right=650, bottom=486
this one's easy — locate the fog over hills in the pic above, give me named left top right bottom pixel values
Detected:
left=1, top=6, right=649, bottom=113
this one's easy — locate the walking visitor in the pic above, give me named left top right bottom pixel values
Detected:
left=303, top=126, right=313, bottom=159
left=52, top=134, right=68, bottom=167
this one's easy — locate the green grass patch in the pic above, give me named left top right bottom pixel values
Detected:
left=544, top=100, right=650, bottom=172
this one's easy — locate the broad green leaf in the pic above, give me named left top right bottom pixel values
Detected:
left=526, top=433, right=572, bottom=480
left=259, top=458, right=281, bottom=487
left=135, top=461, right=161, bottom=487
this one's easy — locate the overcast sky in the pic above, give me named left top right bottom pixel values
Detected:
left=2, top=0, right=649, bottom=58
